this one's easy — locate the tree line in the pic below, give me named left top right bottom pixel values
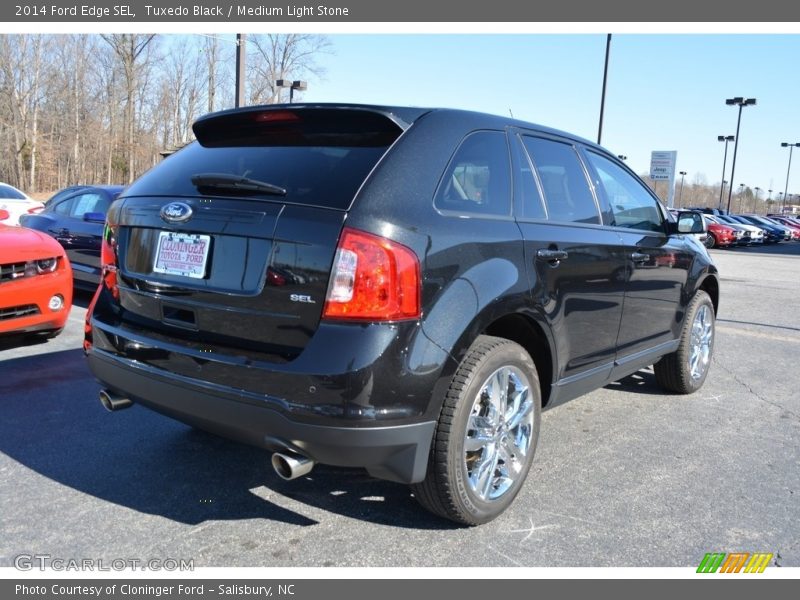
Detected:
left=0, top=33, right=330, bottom=195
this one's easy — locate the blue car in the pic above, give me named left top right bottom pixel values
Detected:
left=20, top=185, right=124, bottom=288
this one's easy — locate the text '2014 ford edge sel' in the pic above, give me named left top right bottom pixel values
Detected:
left=85, top=104, right=718, bottom=525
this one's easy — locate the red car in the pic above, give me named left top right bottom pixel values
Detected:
left=768, top=216, right=800, bottom=240
left=0, top=209, right=73, bottom=338
left=704, top=220, right=740, bottom=248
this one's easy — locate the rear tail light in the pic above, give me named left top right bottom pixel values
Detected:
left=100, top=221, right=119, bottom=300
left=86, top=221, right=118, bottom=352
left=323, top=227, right=420, bottom=322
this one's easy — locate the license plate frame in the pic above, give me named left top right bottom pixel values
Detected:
left=152, top=231, right=211, bottom=279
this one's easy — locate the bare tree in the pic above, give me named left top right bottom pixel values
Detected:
left=101, top=34, right=157, bottom=183
left=247, top=34, right=331, bottom=104
left=204, top=34, right=221, bottom=113
left=0, top=33, right=332, bottom=193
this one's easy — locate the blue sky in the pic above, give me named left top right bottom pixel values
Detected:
left=301, top=34, right=800, bottom=197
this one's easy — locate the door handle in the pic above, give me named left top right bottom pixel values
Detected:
left=630, top=252, right=649, bottom=263
left=536, top=249, right=569, bottom=262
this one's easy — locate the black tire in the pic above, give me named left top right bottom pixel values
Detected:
left=705, top=233, right=716, bottom=249
left=412, top=335, right=541, bottom=525
left=654, top=290, right=715, bottom=394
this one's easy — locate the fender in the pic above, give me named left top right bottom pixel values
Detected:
left=420, top=256, right=560, bottom=411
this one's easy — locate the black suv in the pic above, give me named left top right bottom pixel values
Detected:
left=86, top=104, right=718, bottom=525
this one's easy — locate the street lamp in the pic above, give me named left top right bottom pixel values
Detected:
left=678, top=171, right=687, bottom=207
left=780, top=142, right=800, bottom=214
left=725, top=97, right=757, bottom=214
left=275, top=79, right=307, bottom=103
left=753, top=186, right=761, bottom=214
left=737, top=183, right=745, bottom=214
left=717, top=135, right=735, bottom=210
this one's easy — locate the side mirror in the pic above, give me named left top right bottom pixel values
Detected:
left=0, top=209, right=9, bottom=221
left=677, top=211, right=706, bottom=234
left=83, top=212, right=106, bottom=223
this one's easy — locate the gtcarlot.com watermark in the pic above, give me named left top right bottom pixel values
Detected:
left=14, top=554, right=194, bottom=572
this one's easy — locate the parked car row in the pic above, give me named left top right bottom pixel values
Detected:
left=20, top=185, right=124, bottom=288
left=687, top=207, right=800, bottom=248
left=1, top=184, right=124, bottom=341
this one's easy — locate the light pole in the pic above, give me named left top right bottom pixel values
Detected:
left=737, top=183, right=745, bottom=214
left=753, top=187, right=761, bottom=213
left=717, top=135, right=734, bottom=210
left=275, top=79, right=307, bottom=103
left=725, top=97, right=757, bottom=214
left=235, top=34, right=246, bottom=108
left=678, top=171, right=687, bottom=207
left=781, top=142, right=800, bottom=214
left=597, top=34, right=612, bottom=145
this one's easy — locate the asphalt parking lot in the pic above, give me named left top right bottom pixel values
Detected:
left=1, top=243, right=798, bottom=569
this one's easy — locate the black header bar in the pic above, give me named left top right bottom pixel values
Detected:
left=3, top=0, right=800, bottom=23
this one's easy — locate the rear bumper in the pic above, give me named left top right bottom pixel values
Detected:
left=87, top=348, right=435, bottom=483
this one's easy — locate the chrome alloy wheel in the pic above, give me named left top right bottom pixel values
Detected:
left=463, top=366, right=535, bottom=502
left=689, top=304, right=714, bottom=381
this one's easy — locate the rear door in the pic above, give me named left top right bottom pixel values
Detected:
left=512, top=132, right=626, bottom=398
left=59, top=191, right=111, bottom=284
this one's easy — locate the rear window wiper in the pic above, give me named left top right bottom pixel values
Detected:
left=190, top=173, right=287, bottom=196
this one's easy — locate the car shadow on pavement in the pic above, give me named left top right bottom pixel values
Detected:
left=0, top=348, right=456, bottom=531
left=718, top=243, right=800, bottom=257
left=604, top=367, right=668, bottom=396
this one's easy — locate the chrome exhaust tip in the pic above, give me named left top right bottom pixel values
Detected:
left=271, top=452, right=314, bottom=481
left=99, top=389, right=133, bottom=412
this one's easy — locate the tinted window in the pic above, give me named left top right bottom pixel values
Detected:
left=126, top=109, right=402, bottom=211
left=53, top=198, right=74, bottom=216
left=69, top=192, right=109, bottom=218
left=513, top=136, right=547, bottom=220
left=521, top=137, right=599, bottom=224
left=435, top=131, right=511, bottom=217
left=585, top=151, right=664, bottom=232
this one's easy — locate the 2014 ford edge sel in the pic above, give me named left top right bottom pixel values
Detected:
left=85, top=104, right=718, bottom=525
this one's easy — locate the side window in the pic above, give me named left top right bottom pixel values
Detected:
left=513, top=135, right=547, bottom=220
left=521, top=136, right=600, bottom=224
left=69, top=193, right=108, bottom=218
left=585, top=151, right=664, bottom=232
left=53, top=198, right=74, bottom=216
left=435, top=131, right=511, bottom=217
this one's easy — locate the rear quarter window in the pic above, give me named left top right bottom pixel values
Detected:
left=434, top=130, right=512, bottom=217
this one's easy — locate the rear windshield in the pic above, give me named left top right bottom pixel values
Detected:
left=124, top=108, right=402, bottom=210
left=0, top=185, right=26, bottom=199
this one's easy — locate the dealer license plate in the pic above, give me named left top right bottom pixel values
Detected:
left=153, top=231, right=211, bottom=279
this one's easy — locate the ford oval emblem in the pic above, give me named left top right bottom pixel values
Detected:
left=160, top=202, right=193, bottom=223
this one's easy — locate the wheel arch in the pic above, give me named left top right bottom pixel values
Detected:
left=483, top=313, right=555, bottom=407
left=697, top=273, right=720, bottom=315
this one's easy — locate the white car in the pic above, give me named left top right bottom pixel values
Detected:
left=715, top=214, right=766, bottom=244
left=0, top=182, right=44, bottom=226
